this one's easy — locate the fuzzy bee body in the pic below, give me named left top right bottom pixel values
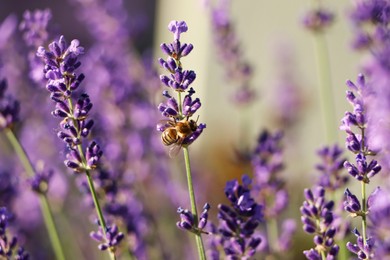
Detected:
left=160, top=118, right=198, bottom=157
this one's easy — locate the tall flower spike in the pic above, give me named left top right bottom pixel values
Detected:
left=340, top=74, right=381, bottom=259
left=300, top=186, right=339, bottom=259
left=157, top=21, right=205, bottom=150
left=37, top=36, right=120, bottom=259
left=157, top=20, right=207, bottom=259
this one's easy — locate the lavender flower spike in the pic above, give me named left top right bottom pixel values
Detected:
left=158, top=20, right=206, bottom=259
left=340, top=74, right=381, bottom=258
left=301, top=186, right=339, bottom=259
left=37, top=36, right=120, bottom=258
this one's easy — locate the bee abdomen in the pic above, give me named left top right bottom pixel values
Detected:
left=161, top=129, right=179, bottom=146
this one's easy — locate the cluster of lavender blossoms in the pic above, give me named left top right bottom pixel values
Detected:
left=157, top=21, right=205, bottom=145
left=208, top=175, right=263, bottom=259
left=340, top=74, right=381, bottom=259
left=251, top=130, right=296, bottom=255
left=36, top=37, right=101, bottom=173
left=36, top=36, right=122, bottom=258
left=301, top=187, right=339, bottom=259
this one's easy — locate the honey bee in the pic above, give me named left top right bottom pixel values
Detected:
left=161, top=117, right=198, bottom=157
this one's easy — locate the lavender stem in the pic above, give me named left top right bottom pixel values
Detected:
left=66, top=94, right=116, bottom=260
left=266, top=217, right=278, bottom=253
left=4, top=128, right=66, bottom=260
left=85, top=171, right=116, bottom=260
left=361, top=181, right=367, bottom=246
left=183, top=146, right=206, bottom=260
left=314, top=33, right=337, bottom=142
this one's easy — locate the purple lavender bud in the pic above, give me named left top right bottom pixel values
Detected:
left=345, top=132, right=361, bottom=153
left=303, top=248, right=321, bottom=260
left=198, top=203, right=211, bottom=230
left=85, top=141, right=103, bottom=169
left=90, top=222, right=124, bottom=252
left=181, top=43, right=194, bottom=57
left=343, top=188, right=361, bottom=214
left=30, top=168, right=54, bottom=194
left=168, top=20, right=188, bottom=41
left=302, top=8, right=334, bottom=32
left=160, top=43, right=172, bottom=56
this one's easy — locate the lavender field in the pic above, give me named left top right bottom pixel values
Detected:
left=0, top=0, right=389, bottom=259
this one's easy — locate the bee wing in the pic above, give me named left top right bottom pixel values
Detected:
left=168, top=143, right=182, bottom=158
left=157, top=119, right=175, bottom=130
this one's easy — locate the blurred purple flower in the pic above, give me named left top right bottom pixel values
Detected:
left=209, top=0, right=257, bottom=106
left=0, top=79, right=19, bottom=130
left=250, top=130, right=296, bottom=254
left=90, top=221, right=124, bottom=252
left=302, top=8, right=335, bottom=32
left=315, top=144, right=348, bottom=191
left=367, top=187, right=390, bottom=258
left=0, top=207, right=29, bottom=259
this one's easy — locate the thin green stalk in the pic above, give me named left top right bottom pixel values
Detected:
left=65, top=93, right=116, bottom=260
left=321, top=250, right=326, bottom=260
left=86, top=170, right=116, bottom=260
left=4, top=128, right=66, bottom=260
left=361, top=181, right=367, bottom=245
left=313, top=33, right=337, bottom=143
left=183, top=147, right=206, bottom=260
left=266, top=217, right=278, bottom=253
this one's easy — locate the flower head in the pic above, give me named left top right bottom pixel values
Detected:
left=301, top=186, right=339, bottom=259
left=157, top=21, right=206, bottom=150
left=210, top=175, right=263, bottom=259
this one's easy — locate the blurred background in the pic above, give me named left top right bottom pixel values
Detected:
left=0, top=0, right=370, bottom=259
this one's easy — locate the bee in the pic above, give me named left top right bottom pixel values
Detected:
left=161, top=117, right=198, bottom=157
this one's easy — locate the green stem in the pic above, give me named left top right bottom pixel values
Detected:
left=178, top=91, right=183, bottom=116
left=361, top=181, right=367, bottom=245
left=4, top=128, right=66, bottom=260
left=313, top=33, right=337, bottom=143
left=183, top=147, right=206, bottom=260
left=266, top=217, right=278, bottom=254
left=86, top=171, right=116, bottom=260
left=65, top=94, right=116, bottom=260
left=321, top=250, right=326, bottom=260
